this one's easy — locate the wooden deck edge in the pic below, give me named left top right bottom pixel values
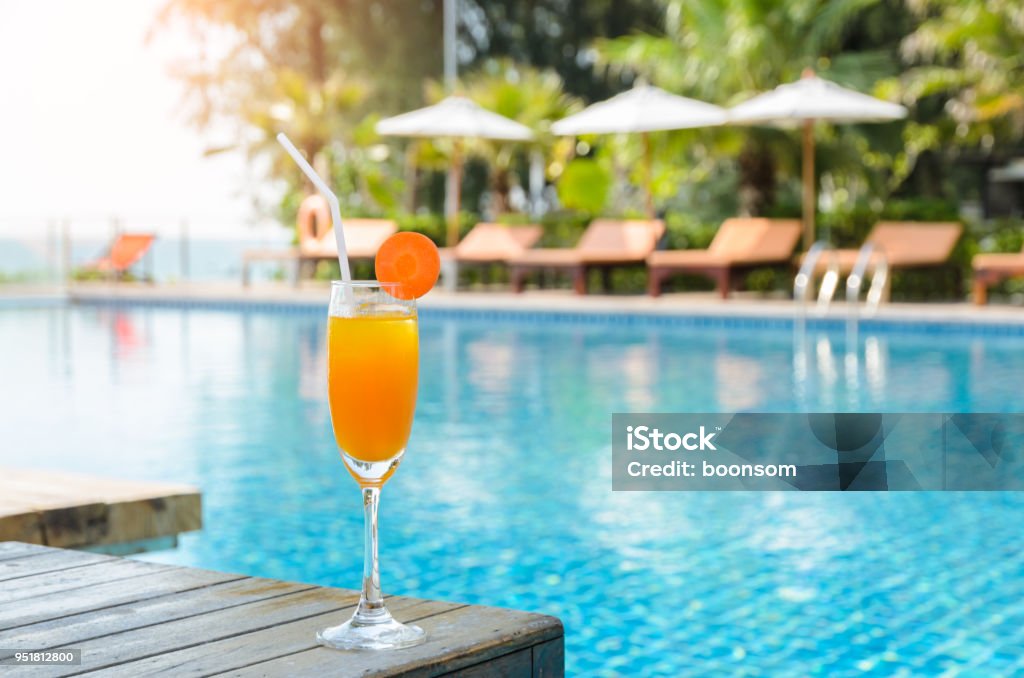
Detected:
left=0, top=472, right=202, bottom=550
left=416, top=611, right=564, bottom=677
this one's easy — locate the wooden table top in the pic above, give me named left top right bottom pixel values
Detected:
left=0, top=542, right=564, bottom=677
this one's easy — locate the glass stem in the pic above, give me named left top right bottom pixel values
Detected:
left=356, top=486, right=388, bottom=623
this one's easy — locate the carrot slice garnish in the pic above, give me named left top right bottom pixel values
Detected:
left=375, top=232, right=440, bottom=299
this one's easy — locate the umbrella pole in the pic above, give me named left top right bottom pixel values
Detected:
left=643, top=131, right=654, bottom=218
left=447, top=139, right=463, bottom=247
left=802, top=119, right=815, bottom=250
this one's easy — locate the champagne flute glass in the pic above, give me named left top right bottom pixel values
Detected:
left=317, top=280, right=426, bottom=650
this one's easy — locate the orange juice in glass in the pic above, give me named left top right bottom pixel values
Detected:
left=318, top=280, right=426, bottom=650
left=328, top=314, right=418, bottom=467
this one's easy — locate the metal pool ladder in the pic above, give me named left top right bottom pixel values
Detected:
left=793, top=242, right=890, bottom=411
left=846, top=242, right=889, bottom=318
left=795, top=241, right=890, bottom=323
left=794, top=241, right=840, bottom=316
left=793, top=242, right=838, bottom=411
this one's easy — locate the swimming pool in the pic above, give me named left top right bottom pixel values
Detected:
left=3, top=301, right=1024, bottom=676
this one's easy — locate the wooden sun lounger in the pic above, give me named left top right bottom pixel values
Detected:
left=242, top=196, right=398, bottom=286
left=647, top=218, right=801, bottom=298
left=298, top=218, right=398, bottom=263
left=973, top=246, right=1024, bottom=305
left=439, top=223, right=543, bottom=289
left=801, top=221, right=963, bottom=274
left=509, top=219, right=665, bottom=295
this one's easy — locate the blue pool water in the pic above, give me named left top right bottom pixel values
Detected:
left=3, top=302, right=1024, bottom=676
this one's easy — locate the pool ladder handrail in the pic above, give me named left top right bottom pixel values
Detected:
left=846, top=242, right=889, bottom=318
left=794, top=241, right=840, bottom=316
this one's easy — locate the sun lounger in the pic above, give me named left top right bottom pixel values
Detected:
left=509, top=219, right=665, bottom=294
left=439, top=223, right=543, bottom=290
left=299, top=218, right=398, bottom=262
left=647, top=218, right=801, bottom=298
left=973, top=245, right=1024, bottom=305
left=81, top=233, right=156, bottom=281
left=800, top=221, right=962, bottom=272
left=242, top=194, right=397, bottom=285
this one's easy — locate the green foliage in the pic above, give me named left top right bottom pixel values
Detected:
left=974, top=219, right=1024, bottom=302
left=0, top=271, right=44, bottom=285
left=663, top=213, right=718, bottom=250
left=976, top=219, right=1024, bottom=255
left=459, top=0, right=662, bottom=101
left=556, top=158, right=612, bottom=214
left=884, top=0, right=1024, bottom=145
left=72, top=269, right=141, bottom=283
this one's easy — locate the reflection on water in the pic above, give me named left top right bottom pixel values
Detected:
left=3, top=306, right=1024, bottom=675
left=795, top=329, right=896, bottom=413
left=716, top=353, right=764, bottom=411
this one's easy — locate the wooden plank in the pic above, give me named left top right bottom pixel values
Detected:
left=531, top=638, right=565, bottom=678
left=0, top=548, right=113, bottom=582
left=83, top=597, right=457, bottom=677
left=102, top=495, right=201, bottom=548
left=0, top=511, right=44, bottom=544
left=0, top=576, right=310, bottom=656
left=0, top=468, right=201, bottom=549
left=0, top=559, right=170, bottom=606
left=0, top=565, right=241, bottom=630
left=218, top=602, right=561, bottom=678
left=0, top=542, right=55, bottom=562
left=39, top=586, right=364, bottom=676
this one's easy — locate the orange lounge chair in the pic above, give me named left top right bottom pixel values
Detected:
left=509, top=219, right=665, bottom=294
left=242, top=194, right=398, bottom=285
left=83, top=233, right=156, bottom=280
left=973, top=245, right=1024, bottom=305
left=439, top=223, right=543, bottom=289
left=299, top=218, right=398, bottom=262
left=801, top=221, right=962, bottom=274
left=294, top=195, right=397, bottom=264
left=647, top=218, right=801, bottom=298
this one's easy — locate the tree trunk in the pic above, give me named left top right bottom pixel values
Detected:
left=491, top=167, right=513, bottom=214
left=737, top=136, right=776, bottom=216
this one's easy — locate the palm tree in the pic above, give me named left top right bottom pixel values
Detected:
left=156, top=0, right=399, bottom=220
left=595, top=0, right=905, bottom=215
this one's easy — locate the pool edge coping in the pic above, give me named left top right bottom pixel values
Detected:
left=28, top=288, right=1024, bottom=336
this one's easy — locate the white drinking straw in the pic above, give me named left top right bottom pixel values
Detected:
left=276, top=132, right=352, bottom=282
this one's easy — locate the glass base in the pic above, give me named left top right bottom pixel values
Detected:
left=317, top=610, right=426, bottom=651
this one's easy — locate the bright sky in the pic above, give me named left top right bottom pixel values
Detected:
left=0, top=0, right=275, bottom=238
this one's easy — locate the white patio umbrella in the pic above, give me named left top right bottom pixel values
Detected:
left=551, top=85, right=726, bottom=217
left=376, top=96, right=533, bottom=246
left=729, top=70, right=907, bottom=249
